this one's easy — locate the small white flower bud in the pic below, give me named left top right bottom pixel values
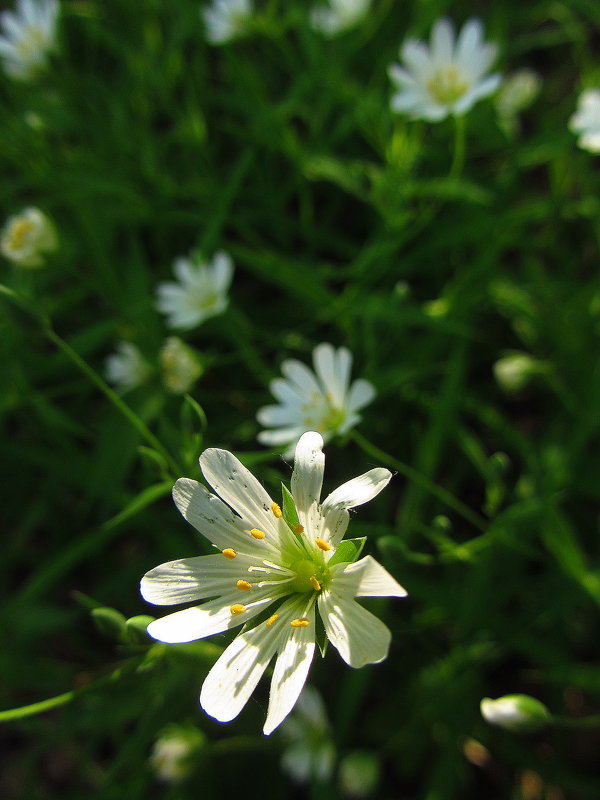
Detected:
left=480, top=695, right=551, bottom=733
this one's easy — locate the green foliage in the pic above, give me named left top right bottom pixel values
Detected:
left=1, top=1, right=600, bottom=799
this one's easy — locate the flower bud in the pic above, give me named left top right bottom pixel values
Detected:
left=493, top=352, right=544, bottom=394
left=159, top=337, right=203, bottom=394
left=1, top=207, right=57, bottom=268
left=480, top=695, right=551, bottom=733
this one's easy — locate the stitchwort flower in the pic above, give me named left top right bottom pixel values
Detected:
left=0, top=0, right=59, bottom=80
left=201, top=0, right=253, bottom=45
left=310, top=0, right=371, bottom=38
left=141, top=431, right=406, bottom=734
left=388, top=17, right=501, bottom=121
left=105, top=341, right=152, bottom=392
left=0, top=206, right=57, bottom=267
left=155, top=250, right=233, bottom=330
left=569, top=89, right=600, bottom=154
left=257, top=343, right=375, bottom=456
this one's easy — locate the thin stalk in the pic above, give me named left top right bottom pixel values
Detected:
left=449, top=114, right=466, bottom=179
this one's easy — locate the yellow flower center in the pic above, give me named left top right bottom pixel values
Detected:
left=8, top=219, right=35, bottom=250
left=427, top=66, right=471, bottom=105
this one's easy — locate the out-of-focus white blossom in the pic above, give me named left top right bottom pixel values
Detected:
left=481, top=695, right=551, bottom=734
left=159, top=337, right=203, bottom=395
left=569, top=89, right=600, bottom=153
left=280, top=686, right=335, bottom=784
left=310, top=0, right=371, bottom=38
left=388, top=17, right=501, bottom=122
left=0, top=0, right=59, bottom=80
left=201, top=0, right=253, bottom=45
left=150, top=725, right=205, bottom=782
left=105, top=342, right=152, bottom=392
left=0, top=206, right=57, bottom=267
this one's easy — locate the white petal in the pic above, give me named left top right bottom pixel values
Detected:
left=455, top=18, right=483, bottom=66
left=172, top=477, right=273, bottom=555
left=256, top=404, right=295, bottom=427
left=263, top=603, right=316, bottom=735
left=291, top=432, right=325, bottom=537
left=452, top=73, right=501, bottom=115
left=257, top=426, right=305, bottom=447
left=322, top=468, right=392, bottom=510
left=312, top=343, right=341, bottom=405
left=200, top=605, right=287, bottom=722
left=387, top=63, right=418, bottom=89
left=270, top=377, right=306, bottom=406
left=400, top=39, right=432, bottom=76
left=211, top=250, right=234, bottom=291
left=346, top=379, right=375, bottom=413
left=318, top=592, right=392, bottom=667
left=431, top=17, right=455, bottom=64
left=280, top=359, right=322, bottom=397
left=147, top=586, right=281, bottom=643
left=140, top=553, right=260, bottom=605
left=333, top=555, right=408, bottom=598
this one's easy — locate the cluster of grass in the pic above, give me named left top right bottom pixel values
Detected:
left=1, top=1, right=600, bottom=798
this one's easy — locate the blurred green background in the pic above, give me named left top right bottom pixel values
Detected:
left=1, top=0, right=600, bottom=798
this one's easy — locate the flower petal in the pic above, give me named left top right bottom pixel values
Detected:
left=332, top=555, right=408, bottom=598
left=140, top=553, right=261, bottom=605
left=431, top=17, right=455, bottom=65
left=318, top=592, right=392, bottom=668
left=291, top=432, right=325, bottom=536
left=263, top=602, right=316, bottom=735
left=346, top=378, right=375, bottom=414
left=320, top=468, right=392, bottom=545
left=281, top=358, right=322, bottom=397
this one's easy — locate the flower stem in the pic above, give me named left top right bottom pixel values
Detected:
left=349, top=429, right=487, bottom=532
left=552, top=714, right=600, bottom=729
left=449, top=114, right=467, bottom=179
left=0, top=282, right=179, bottom=477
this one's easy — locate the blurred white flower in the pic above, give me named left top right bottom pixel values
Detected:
left=493, top=352, right=545, bottom=394
left=105, top=342, right=152, bottom=392
left=388, top=17, right=501, bottom=121
left=0, top=0, right=59, bottom=80
left=159, top=337, right=203, bottom=395
left=281, top=686, right=335, bottom=784
left=0, top=206, right=57, bottom=267
left=257, top=343, right=375, bottom=456
left=141, top=431, right=406, bottom=734
left=155, top=250, right=233, bottom=330
left=201, top=0, right=253, bottom=45
left=481, top=695, right=551, bottom=734
left=495, top=69, right=541, bottom=136
left=150, top=725, right=205, bottom=782
left=569, top=89, right=600, bottom=153
left=310, top=0, right=371, bottom=37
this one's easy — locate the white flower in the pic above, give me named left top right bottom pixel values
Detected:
left=388, top=17, right=501, bottom=121
left=0, top=206, right=57, bottom=267
left=480, top=695, right=550, bottom=734
left=0, top=0, right=59, bottom=80
left=281, top=686, right=335, bottom=784
left=141, top=431, right=407, bottom=734
left=310, top=0, right=371, bottom=37
left=150, top=725, right=205, bottom=782
left=105, top=342, right=152, bottom=392
left=201, top=0, right=253, bottom=45
left=257, top=343, right=375, bottom=456
left=155, top=250, right=233, bottom=330
left=159, top=337, right=203, bottom=395
left=569, top=89, right=600, bottom=154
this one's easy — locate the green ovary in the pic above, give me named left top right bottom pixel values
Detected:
left=290, top=558, right=330, bottom=593
left=427, top=66, right=470, bottom=105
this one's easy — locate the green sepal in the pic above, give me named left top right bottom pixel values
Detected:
left=125, top=615, right=156, bottom=644
left=315, top=612, right=329, bottom=658
left=91, top=607, right=128, bottom=641
left=329, top=537, right=366, bottom=567
left=281, top=483, right=301, bottom=532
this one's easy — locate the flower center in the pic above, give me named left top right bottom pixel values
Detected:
left=302, top=394, right=347, bottom=434
left=8, top=219, right=35, bottom=250
left=290, top=558, right=329, bottom=593
left=427, top=66, right=471, bottom=105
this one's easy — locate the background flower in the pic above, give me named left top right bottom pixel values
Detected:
left=0, top=0, right=58, bottom=80
left=0, top=206, right=57, bottom=267
left=257, top=343, right=375, bottom=455
left=310, top=0, right=371, bottom=38
left=201, top=0, right=253, bottom=45
left=105, top=341, right=152, bottom=392
left=569, top=88, right=600, bottom=153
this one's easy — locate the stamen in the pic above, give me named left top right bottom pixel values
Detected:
left=265, top=613, right=279, bottom=627
left=294, top=524, right=304, bottom=534
left=290, top=618, right=310, bottom=628
left=230, top=604, right=246, bottom=615
left=222, top=548, right=236, bottom=559
left=271, top=502, right=283, bottom=518
left=309, top=575, right=321, bottom=591
left=315, top=538, right=331, bottom=551
left=257, top=577, right=295, bottom=588
left=236, top=579, right=252, bottom=591
left=250, top=528, right=265, bottom=539
left=247, top=566, right=270, bottom=574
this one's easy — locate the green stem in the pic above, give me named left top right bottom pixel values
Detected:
left=0, top=657, right=143, bottom=723
left=350, top=429, right=487, bottom=532
left=0, top=283, right=179, bottom=476
left=552, top=714, right=600, bottom=729
left=449, top=114, right=466, bottom=179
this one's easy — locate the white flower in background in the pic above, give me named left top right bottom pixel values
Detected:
left=569, top=89, right=600, bottom=153
left=150, top=725, right=205, bottom=782
left=141, top=431, right=407, bottom=734
left=159, top=337, right=203, bottom=395
left=257, top=343, right=375, bottom=456
left=495, top=69, right=541, bottom=136
left=0, top=206, right=57, bottom=267
left=201, top=0, right=253, bottom=45
left=281, top=686, right=335, bottom=784
left=0, top=0, right=59, bottom=80
left=480, top=695, right=551, bottom=734
left=105, top=342, right=152, bottom=392
left=493, top=352, right=545, bottom=394
left=388, top=17, right=501, bottom=121
left=155, top=250, right=233, bottom=330
left=310, top=0, right=371, bottom=37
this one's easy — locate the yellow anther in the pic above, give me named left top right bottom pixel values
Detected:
left=236, top=579, right=252, bottom=591
left=230, top=604, right=246, bottom=615
left=315, top=538, right=331, bottom=551
left=294, top=524, right=304, bottom=534
left=250, top=528, right=265, bottom=539
left=290, top=618, right=310, bottom=628
left=265, top=613, right=279, bottom=627
left=271, top=502, right=283, bottom=518
left=222, top=548, right=237, bottom=559
left=309, top=575, right=321, bottom=591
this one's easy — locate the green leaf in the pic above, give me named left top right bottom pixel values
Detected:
left=329, top=537, right=367, bottom=567
left=281, top=483, right=301, bottom=532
